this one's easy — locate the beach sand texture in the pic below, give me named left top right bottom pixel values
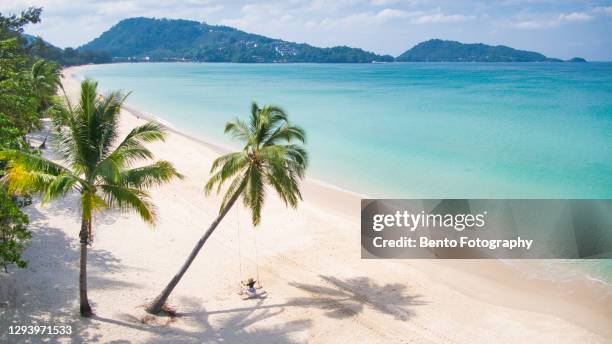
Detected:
left=0, top=68, right=610, bottom=343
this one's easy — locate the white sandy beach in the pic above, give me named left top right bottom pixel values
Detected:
left=0, top=67, right=611, bottom=343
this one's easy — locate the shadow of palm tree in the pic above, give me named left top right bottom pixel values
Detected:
left=177, top=274, right=426, bottom=321
left=93, top=297, right=311, bottom=344
left=288, top=275, right=426, bottom=321
left=152, top=274, right=426, bottom=343
left=0, top=208, right=136, bottom=343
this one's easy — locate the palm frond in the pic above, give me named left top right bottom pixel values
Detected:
left=264, top=124, right=306, bottom=146
left=99, top=122, right=166, bottom=171
left=81, top=191, right=108, bottom=221
left=0, top=149, right=69, bottom=175
left=100, top=184, right=157, bottom=224
left=1, top=150, right=66, bottom=192
left=243, top=166, right=265, bottom=226
left=113, top=161, right=183, bottom=189
left=219, top=173, right=248, bottom=214
left=43, top=174, right=79, bottom=203
left=205, top=151, right=248, bottom=195
left=96, top=90, right=127, bottom=159
left=224, top=118, right=250, bottom=143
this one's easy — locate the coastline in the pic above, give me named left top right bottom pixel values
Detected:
left=64, top=65, right=612, bottom=338
left=65, top=65, right=366, bottom=219
left=2, top=65, right=607, bottom=342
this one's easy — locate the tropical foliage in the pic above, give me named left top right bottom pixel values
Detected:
left=28, top=59, right=61, bottom=112
left=0, top=79, right=182, bottom=316
left=146, top=102, right=308, bottom=314
left=0, top=7, right=56, bottom=272
left=26, top=35, right=112, bottom=66
left=0, top=189, right=30, bottom=272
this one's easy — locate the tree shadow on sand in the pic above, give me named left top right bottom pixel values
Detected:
left=0, top=205, right=138, bottom=343
left=288, top=275, right=426, bottom=321
left=94, top=296, right=311, bottom=344
left=187, top=275, right=426, bottom=322
left=96, top=275, right=426, bottom=343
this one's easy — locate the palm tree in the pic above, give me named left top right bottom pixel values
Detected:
left=0, top=80, right=182, bottom=317
left=28, top=59, right=60, bottom=113
left=146, top=102, right=308, bottom=314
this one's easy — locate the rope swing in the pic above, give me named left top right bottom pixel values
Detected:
left=235, top=205, right=265, bottom=299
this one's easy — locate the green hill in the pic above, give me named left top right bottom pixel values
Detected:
left=396, top=39, right=565, bottom=62
left=24, top=34, right=111, bottom=65
left=79, top=17, right=394, bottom=63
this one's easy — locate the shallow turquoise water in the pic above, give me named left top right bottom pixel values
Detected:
left=79, top=62, right=612, bottom=199
left=78, top=63, right=612, bottom=284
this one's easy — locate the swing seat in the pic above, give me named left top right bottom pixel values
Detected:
left=239, top=290, right=267, bottom=300
left=238, top=283, right=267, bottom=300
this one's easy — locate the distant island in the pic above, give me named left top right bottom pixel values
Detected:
left=396, top=39, right=585, bottom=63
left=28, top=17, right=587, bottom=65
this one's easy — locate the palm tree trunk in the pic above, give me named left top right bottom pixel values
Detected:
left=146, top=192, right=240, bottom=314
left=79, top=217, right=93, bottom=317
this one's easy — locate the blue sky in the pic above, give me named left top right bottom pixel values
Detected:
left=2, top=0, right=612, bottom=60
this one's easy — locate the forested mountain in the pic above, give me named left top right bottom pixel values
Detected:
left=25, top=34, right=111, bottom=65
left=30, top=17, right=584, bottom=64
left=79, top=17, right=394, bottom=63
left=396, top=39, right=571, bottom=62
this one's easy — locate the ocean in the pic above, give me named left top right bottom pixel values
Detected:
left=77, top=62, right=612, bottom=199
left=75, top=62, right=612, bottom=284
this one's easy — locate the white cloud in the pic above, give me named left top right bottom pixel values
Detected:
left=413, top=13, right=475, bottom=24
left=375, top=8, right=411, bottom=19
left=307, top=0, right=360, bottom=12
left=280, top=14, right=294, bottom=23
left=301, top=7, right=420, bottom=30
left=510, top=20, right=551, bottom=29
left=371, top=0, right=399, bottom=5
left=593, top=6, right=612, bottom=15
left=220, top=2, right=288, bottom=30
left=509, top=11, right=593, bottom=30
left=558, top=12, right=592, bottom=22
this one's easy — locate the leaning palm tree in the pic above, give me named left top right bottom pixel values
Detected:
left=0, top=80, right=182, bottom=317
left=146, top=102, right=307, bottom=314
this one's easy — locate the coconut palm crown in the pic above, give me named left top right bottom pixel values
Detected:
left=206, top=102, right=308, bottom=225
left=0, top=79, right=182, bottom=316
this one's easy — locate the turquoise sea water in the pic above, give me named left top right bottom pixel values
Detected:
left=77, top=62, right=612, bottom=284
left=79, top=62, right=612, bottom=199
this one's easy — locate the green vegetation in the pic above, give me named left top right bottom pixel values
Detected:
left=146, top=102, right=308, bottom=314
left=80, top=17, right=393, bottom=63
left=0, top=189, right=30, bottom=272
left=0, top=7, right=57, bottom=272
left=396, top=39, right=568, bottom=62
left=0, top=79, right=182, bottom=317
left=79, top=18, right=580, bottom=64
left=26, top=35, right=112, bottom=66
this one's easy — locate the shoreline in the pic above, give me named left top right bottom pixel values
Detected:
left=49, top=66, right=612, bottom=341
left=65, top=65, right=367, bottom=219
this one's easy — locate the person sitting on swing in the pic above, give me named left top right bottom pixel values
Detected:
left=244, top=278, right=257, bottom=296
